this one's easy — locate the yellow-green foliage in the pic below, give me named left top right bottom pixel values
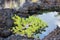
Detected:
left=11, top=15, right=47, bottom=38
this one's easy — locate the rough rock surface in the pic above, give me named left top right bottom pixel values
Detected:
left=43, top=27, right=60, bottom=40
left=0, top=9, right=16, bottom=37
left=0, top=34, right=40, bottom=40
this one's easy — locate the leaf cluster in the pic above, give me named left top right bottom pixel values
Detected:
left=11, top=15, right=47, bottom=38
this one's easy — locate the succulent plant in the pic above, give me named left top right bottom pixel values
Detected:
left=11, top=15, right=47, bottom=38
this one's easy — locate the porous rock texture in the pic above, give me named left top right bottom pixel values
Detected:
left=42, top=27, right=60, bottom=40
left=0, top=9, right=15, bottom=37
left=0, top=34, right=40, bottom=40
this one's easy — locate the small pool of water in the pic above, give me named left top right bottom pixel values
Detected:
left=35, top=12, right=58, bottom=39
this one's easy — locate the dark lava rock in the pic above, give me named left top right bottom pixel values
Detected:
left=0, top=9, right=15, bottom=28
left=18, top=3, right=40, bottom=16
left=6, top=34, right=40, bottom=40
left=0, top=9, right=16, bottom=37
left=0, top=30, right=12, bottom=38
left=0, top=34, right=40, bottom=40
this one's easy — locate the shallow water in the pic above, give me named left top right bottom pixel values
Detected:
left=35, top=12, right=58, bottom=39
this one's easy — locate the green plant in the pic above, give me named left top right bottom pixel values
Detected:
left=11, top=15, right=47, bottom=38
